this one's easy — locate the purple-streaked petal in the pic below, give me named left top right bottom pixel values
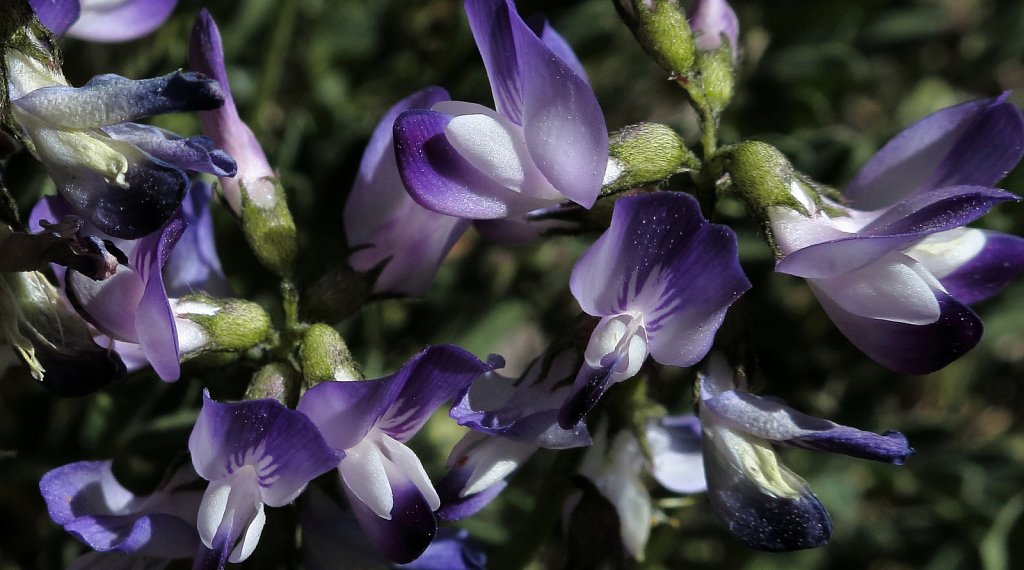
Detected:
left=346, top=468, right=437, bottom=564
left=701, top=422, right=832, bottom=552
left=777, top=186, right=1018, bottom=279
left=66, top=267, right=145, bottom=342
left=689, top=0, right=740, bottom=59
left=510, top=7, right=606, bottom=208
left=399, top=528, right=487, bottom=570
left=570, top=193, right=749, bottom=366
left=813, top=285, right=983, bottom=375
left=14, top=72, right=222, bottom=129
left=39, top=461, right=200, bottom=557
left=377, top=345, right=491, bottom=442
left=558, top=363, right=617, bottom=429
left=104, top=123, right=237, bottom=177
left=648, top=415, right=707, bottom=494
left=911, top=229, right=1024, bottom=305
left=344, top=86, right=469, bottom=297
left=164, top=181, right=232, bottom=297
left=702, top=390, right=912, bottom=463
left=393, top=109, right=516, bottom=219
left=67, top=0, right=178, bottom=43
left=526, top=15, right=589, bottom=83
left=465, top=0, right=524, bottom=123
left=845, top=96, right=1024, bottom=209
left=298, top=376, right=402, bottom=452
left=189, top=9, right=276, bottom=214
left=30, top=0, right=80, bottom=36
left=188, top=392, right=339, bottom=502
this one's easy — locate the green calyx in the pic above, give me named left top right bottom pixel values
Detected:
left=239, top=177, right=297, bottom=279
left=633, top=1, right=696, bottom=78
left=602, top=122, right=697, bottom=194
left=717, top=141, right=808, bottom=219
left=177, top=294, right=272, bottom=354
left=696, top=43, right=735, bottom=118
left=299, top=323, right=362, bottom=390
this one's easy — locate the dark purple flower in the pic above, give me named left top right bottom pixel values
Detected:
left=697, top=355, right=912, bottom=552
left=345, top=87, right=470, bottom=297
left=31, top=0, right=178, bottom=42
left=39, top=461, right=201, bottom=558
left=6, top=42, right=226, bottom=239
left=188, top=391, right=339, bottom=566
left=769, top=95, right=1024, bottom=374
left=297, top=345, right=490, bottom=563
left=559, top=192, right=751, bottom=428
left=393, top=0, right=608, bottom=220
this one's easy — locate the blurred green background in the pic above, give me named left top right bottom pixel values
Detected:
left=3, top=0, right=1024, bottom=568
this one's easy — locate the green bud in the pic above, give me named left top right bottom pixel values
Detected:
left=719, top=141, right=807, bottom=219
left=239, top=177, right=297, bottom=279
left=603, top=123, right=697, bottom=193
left=302, top=263, right=378, bottom=323
left=696, top=44, right=734, bottom=117
left=174, top=294, right=271, bottom=358
left=299, top=323, right=362, bottom=389
left=631, top=1, right=696, bottom=77
left=245, top=361, right=301, bottom=406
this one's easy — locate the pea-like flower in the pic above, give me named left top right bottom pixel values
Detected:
left=393, top=0, right=608, bottom=221
left=698, top=355, right=912, bottom=551
left=559, top=192, right=751, bottom=428
left=768, top=95, right=1024, bottom=374
left=297, top=345, right=492, bottom=563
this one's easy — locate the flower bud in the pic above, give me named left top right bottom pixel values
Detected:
left=618, top=0, right=696, bottom=78
left=173, top=294, right=271, bottom=359
left=603, top=122, right=697, bottom=193
left=689, top=0, right=739, bottom=61
left=239, top=178, right=297, bottom=278
left=720, top=141, right=807, bottom=219
left=245, top=361, right=301, bottom=406
left=299, top=323, right=362, bottom=389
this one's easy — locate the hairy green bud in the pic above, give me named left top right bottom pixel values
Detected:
left=299, top=323, right=362, bottom=389
left=603, top=123, right=697, bottom=193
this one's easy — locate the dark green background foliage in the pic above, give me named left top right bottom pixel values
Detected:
left=3, top=0, right=1024, bottom=568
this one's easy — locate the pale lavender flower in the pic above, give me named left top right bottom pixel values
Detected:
left=559, top=192, right=750, bottom=428
left=393, top=0, right=608, bottom=220
left=345, top=87, right=469, bottom=297
left=30, top=0, right=178, bottom=42
left=297, top=345, right=491, bottom=563
left=188, top=391, right=338, bottom=566
left=769, top=95, right=1024, bottom=374
left=697, top=355, right=911, bottom=551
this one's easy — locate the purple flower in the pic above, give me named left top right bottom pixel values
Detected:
left=5, top=39, right=228, bottom=239
left=30, top=0, right=178, bottom=42
left=697, top=355, right=912, bottom=551
left=297, top=345, right=490, bottom=563
left=688, top=0, right=739, bottom=60
left=344, top=87, right=470, bottom=297
left=393, top=0, right=608, bottom=220
left=559, top=192, right=751, bottom=428
left=188, top=391, right=339, bottom=566
left=769, top=95, right=1024, bottom=374
left=30, top=195, right=186, bottom=380
left=39, top=461, right=202, bottom=559
left=189, top=10, right=277, bottom=217
left=440, top=348, right=590, bottom=520
left=164, top=181, right=232, bottom=298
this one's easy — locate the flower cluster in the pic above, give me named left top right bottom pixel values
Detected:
left=3, top=0, right=1023, bottom=567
